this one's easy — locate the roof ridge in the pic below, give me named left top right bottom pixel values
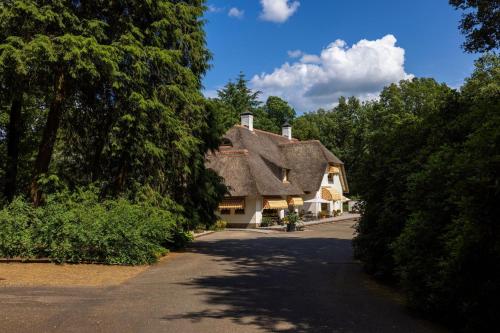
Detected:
left=233, top=124, right=299, bottom=141
left=253, top=128, right=299, bottom=141
left=279, top=140, right=320, bottom=146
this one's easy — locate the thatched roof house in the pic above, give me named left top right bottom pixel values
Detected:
left=207, top=112, right=349, bottom=228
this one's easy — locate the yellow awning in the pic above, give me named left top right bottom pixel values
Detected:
left=287, top=197, right=304, bottom=206
left=328, top=166, right=340, bottom=174
left=263, top=198, right=288, bottom=210
left=321, top=187, right=342, bottom=201
left=219, top=198, right=245, bottom=210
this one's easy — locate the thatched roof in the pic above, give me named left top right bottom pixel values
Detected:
left=206, top=125, right=349, bottom=197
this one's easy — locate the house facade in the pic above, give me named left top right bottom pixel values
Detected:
left=206, top=112, right=349, bottom=228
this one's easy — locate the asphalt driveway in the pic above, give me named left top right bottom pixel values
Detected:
left=0, top=220, right=445, bottom=332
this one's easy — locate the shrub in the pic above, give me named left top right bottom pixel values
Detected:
left=211, top=220, right=227, bottom=231
left=0, top=198, right=39, bottom=259
left=0, top=189, right=188, bottom=265
left=260, top=216, right=274, bottom=227
left=287, top=212, right=299, bottom=225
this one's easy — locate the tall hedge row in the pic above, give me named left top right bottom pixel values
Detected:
left=353, top=54, right=499, bottom=331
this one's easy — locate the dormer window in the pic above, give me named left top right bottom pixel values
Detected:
left=328, top=173, right=334, bottom=184
left=282, top=169, right=290, bottom=182
left=221, top=138, right=233, bottom=148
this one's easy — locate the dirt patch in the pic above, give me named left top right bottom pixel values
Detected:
left=0, top=263, right=149, bottom=287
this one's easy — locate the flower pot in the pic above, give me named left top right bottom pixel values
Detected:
left=287, top=224, right=296, bottom=232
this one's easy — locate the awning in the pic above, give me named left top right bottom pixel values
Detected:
left=304, top=198, right=330, bottom=204
left=287, top=197, right=304, bottom=207
left=321, top=187, right=342, bottom=201
left=219, top=197, right=245, bottom=210
left=263, top=198, right=288, bottom=210
left=328, top=166, right=340, bottom=174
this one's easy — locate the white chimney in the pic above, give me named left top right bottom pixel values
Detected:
left=282, top=121, right=292, bottom=140
left=241, top=111, right=254, bottom=131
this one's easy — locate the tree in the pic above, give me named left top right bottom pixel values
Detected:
left=450, top=0, right=500, bottom=52
left=352, top=55, right=500, bottom=330
left=262, top=96, right=296, bottom=129
left=0, top=1, right=226, bottom=227
left=0, top=1, right=119, bottom=205
left=215, top=72, right=261, bottom=131
left=293, top=97, right=367, bottom=194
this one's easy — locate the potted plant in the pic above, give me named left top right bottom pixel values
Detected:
left=286, top=212, right=299, bottom=232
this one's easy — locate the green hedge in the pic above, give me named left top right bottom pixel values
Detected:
left=0, top=190, right=192, bottom=265
left=353, top=55, right=499, bottom=331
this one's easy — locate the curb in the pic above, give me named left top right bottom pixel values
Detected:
left=224, top=228, right=279, bottom=234
left=259, top=215, right=360, bottom=231
left=192, top=231, right=216, bottom=239
left=0, top=258, right=52, bottom=264
left=303, top=216, right=360, bottom=227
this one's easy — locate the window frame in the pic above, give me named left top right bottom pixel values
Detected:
left=328, top=173, right=335, bottom=184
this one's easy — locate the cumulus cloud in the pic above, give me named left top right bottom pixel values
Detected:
left=260, top=0, right=300, bottom=23
left=251, top=35, right=413, bottom=111
left=228, top=7, right=244, bottom=19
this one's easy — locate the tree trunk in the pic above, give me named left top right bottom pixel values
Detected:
left=4, top=95, right=23, bottom=202
left=30, top=72, right=66, bottom=206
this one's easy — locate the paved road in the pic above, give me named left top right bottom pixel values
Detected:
left=0, top=221, right=445, bottom=332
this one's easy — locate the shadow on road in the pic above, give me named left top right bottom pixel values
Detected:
left=161, top=232, right=439, bottom=332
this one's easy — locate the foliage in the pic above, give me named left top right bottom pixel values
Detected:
left=213, top=73, right=296, bottom=133
left=449, top=0, right=500, bottom=52
left=211, top=220, right=227, bottom=231
left=293, top=96, right=367, bottom=194
left=0, top=2, right=225, bottom=231
left=290, top=54, right=499, bottom=330
left=353, top=54, right=500, bottom=331
left=213, top=72, right=262, bottom=131
left=0, top=188, right=188, bottom=265
left=260, top=216, right=275, bottom=227
left=286, top=212, right=299, bottom=226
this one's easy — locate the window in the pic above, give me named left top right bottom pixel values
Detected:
left=235, top=208, right=245, bottom=215
left=328, top=173, right=334, bottom=184
left=220, top=138, right=233, bottom=148
left=220, top=209, right=231, bottom=215
left=283, top=169, right=290, bottom=182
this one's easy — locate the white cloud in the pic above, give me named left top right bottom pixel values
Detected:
left=207, top=5, right=224, bottom=13
left=228, top=7, right=244, bottom=19
left=251, top=35, right=413, bottom=111
left=287, top=50, right=302, bottom=58
left=300, top=54, right=321, bottom=64
left=260, top=0, right=300, bottom=23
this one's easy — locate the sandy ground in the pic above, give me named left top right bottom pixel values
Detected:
left=0, top=262, right=149, bottom=287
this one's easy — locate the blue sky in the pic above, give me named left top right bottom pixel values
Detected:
left=203, top=0, right=478, bottom=112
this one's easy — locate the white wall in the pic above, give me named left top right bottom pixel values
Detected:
left=304, top=171, right=344, bottom=215
left=217, top=196, right=269, bottom=227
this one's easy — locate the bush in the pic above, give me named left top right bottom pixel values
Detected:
left=0, top=189, right=188, bottom=265
left=211, top=220, right=227, bottom=231
left=260, top=216, right=274, bottom=227
left=286, top=212, right=299, bottom=225
left=353, top=55, right=500, bottom=330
